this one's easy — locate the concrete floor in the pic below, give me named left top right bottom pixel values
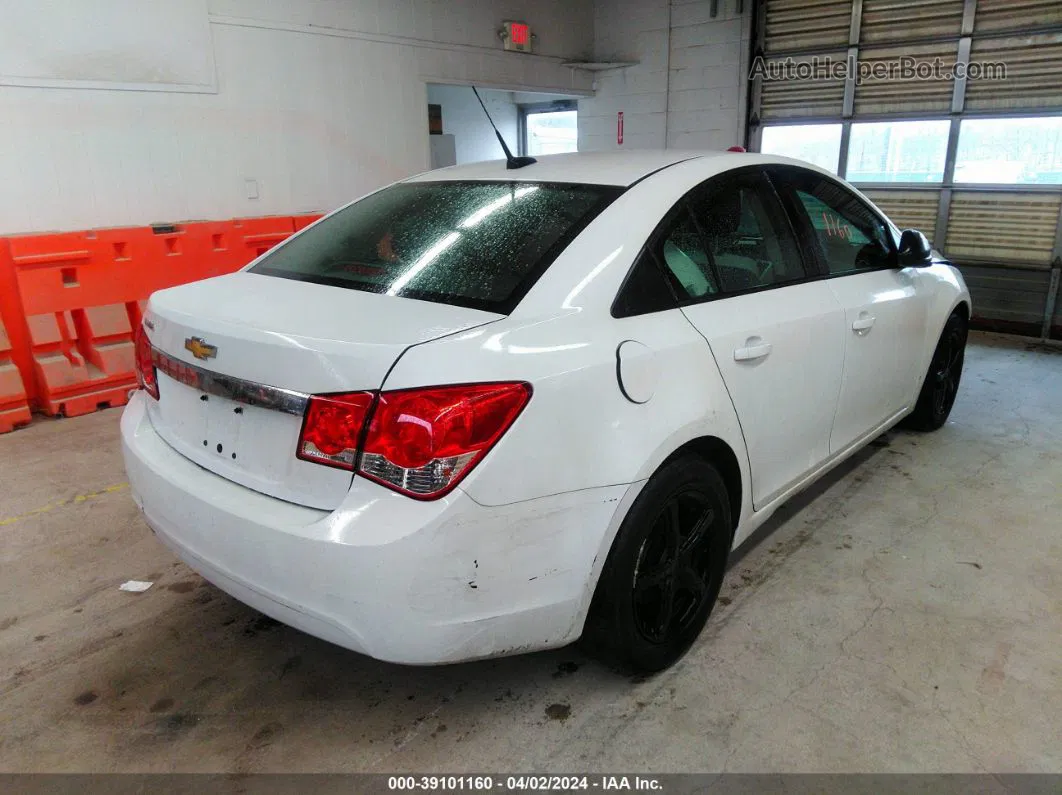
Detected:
left=1, top=331, right=1060, bottom=773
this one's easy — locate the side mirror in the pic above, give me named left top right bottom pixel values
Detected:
left=898, top=229, right=932, bottom=266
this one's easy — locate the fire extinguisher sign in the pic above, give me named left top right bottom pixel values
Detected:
left=617, top=111, right=624, bottom=145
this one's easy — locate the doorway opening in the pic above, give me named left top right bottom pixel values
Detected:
left=426, top=84, right=580, bottom=168
left=520, top=100, right=578, bottom=156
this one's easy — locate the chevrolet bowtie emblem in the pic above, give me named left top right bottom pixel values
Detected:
left=184, top=337, right=218, bottom=361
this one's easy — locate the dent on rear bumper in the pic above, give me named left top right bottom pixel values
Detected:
left=120, top=392, right=630, bottom=664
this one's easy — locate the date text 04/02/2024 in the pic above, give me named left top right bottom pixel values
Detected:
left=387, top=776, right=663, bottom=791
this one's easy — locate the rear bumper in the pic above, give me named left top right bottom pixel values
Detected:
left=120, top=392, right=629, bottom=664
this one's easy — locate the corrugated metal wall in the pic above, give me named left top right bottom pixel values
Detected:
left=973, top=0, right=1062, bottom=34
left=853, top=41, right=957, bottom=115
left=946, top=193, right=1061, bottom=265
left=751, top=0, right=1062, bottom=339
left=760, top=51, right=847, bottom=117
left=1053, top=271, right=1062, bottom=337
left=862, top=189, right=941, bottom=236
left=860, top=1, right=964, bottom=44
left=763, top=0, right=852, bottom=52
left=957, top=266, right=1055, bottom=335
left=966, top=34, right=1062, bottom=111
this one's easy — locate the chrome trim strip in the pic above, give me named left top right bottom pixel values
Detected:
left=151, top=346, right=310, bottom=416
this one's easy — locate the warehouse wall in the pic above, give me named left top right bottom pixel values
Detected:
left=580, top=0, right=750, bottom=151
left=427, top=85, right=518, bottom=165
left=0, top=0, right=594, bottom=235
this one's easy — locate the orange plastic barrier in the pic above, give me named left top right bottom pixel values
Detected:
left=5, top=231, right=142, bottom=418
left=232, top=216, right=298, bottom=260
left=0, top=213, right=319, bottom=430
left=179, top=220, right=244, bottom=280
left=292, top=213, right=324, bottom=232
left=0, top=313, right=31, bottom=434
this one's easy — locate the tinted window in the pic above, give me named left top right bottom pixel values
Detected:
left=250, top=181, right=621, bottom=313
left=688, top=174, right=806, bottom=293
left=612, top=253, right=678, bottom=317
left=781, top=171, right=894, bottom=275
left=657, top=209, right=719, bottom=299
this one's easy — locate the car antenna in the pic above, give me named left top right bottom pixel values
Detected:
left=472, top=86, right=537, bottom=170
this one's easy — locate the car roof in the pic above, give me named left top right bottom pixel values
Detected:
left=405, top=150, right=760, bottom=187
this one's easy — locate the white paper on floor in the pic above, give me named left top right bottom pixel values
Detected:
left=119, top=580, right=154, bottom=593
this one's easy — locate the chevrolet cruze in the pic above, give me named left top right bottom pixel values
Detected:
left=122, top=151, right=970, bottom=672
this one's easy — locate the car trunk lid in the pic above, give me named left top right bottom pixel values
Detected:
left=142, top=272, right=501, bottom=509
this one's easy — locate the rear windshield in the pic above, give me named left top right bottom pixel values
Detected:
left=250, top=180, right=623, bottom=313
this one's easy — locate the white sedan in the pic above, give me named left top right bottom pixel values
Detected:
left=122, top=151, right=970, bottom=672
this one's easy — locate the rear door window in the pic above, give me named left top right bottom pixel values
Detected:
left=620, top=170, right=808, bottom=311
left=250, top=181, right=622, bottom=314
left=659, top=208, right=719, bottom=299
left=612, top=252, right=680, bottom=317
left=686, top=172, right=807, bottom=294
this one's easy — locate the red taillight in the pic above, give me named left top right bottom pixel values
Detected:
left=295, top=382, right=531, bottom=499
left=135, top=324, right=159, bottom=400
left=360, top=382, right=531, bottom=498
left=296, top=392, right=375, bottom=470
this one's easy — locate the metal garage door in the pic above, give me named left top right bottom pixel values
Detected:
left=749, top=0, right=1062, bottom=340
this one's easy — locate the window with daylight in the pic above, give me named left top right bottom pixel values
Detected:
left=846, top=120, right=951, bottom=183
left=954, top=117, right=1062, bottom=185
left=760, top=124, right=843, bottom=174
left=524, top=109, right=579, bottom=156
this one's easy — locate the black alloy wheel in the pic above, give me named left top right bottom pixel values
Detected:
left=906, top=311, right=967, bottom=431
left=631, top=489, right=717, bottom=645
left=583, top=456, right=731, bottom=673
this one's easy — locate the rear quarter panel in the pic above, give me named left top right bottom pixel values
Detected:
left=382, top=307, right=749, bottom=511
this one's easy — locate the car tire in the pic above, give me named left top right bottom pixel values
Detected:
left=582, top=455, right=732, bottom=674
left=905, top=311, right=967, bottom=432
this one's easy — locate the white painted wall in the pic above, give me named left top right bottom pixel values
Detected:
left=579, top=0, right=750, bottom=152
left=427, top=85, right=518, bottom=165
left=0, top=0, right=594, bottom=235
left=0, top=0, right=216, bottom=92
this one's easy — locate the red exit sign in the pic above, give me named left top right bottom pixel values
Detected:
left=502, top=20, right=533, bottom=53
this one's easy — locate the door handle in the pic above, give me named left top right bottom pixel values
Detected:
left=734, top=341, right=772, bottom=362
left=852, top=314, right=876, bottom=334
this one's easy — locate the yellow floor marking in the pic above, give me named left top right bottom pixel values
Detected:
left=0, top=483, right=129, bottom=527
